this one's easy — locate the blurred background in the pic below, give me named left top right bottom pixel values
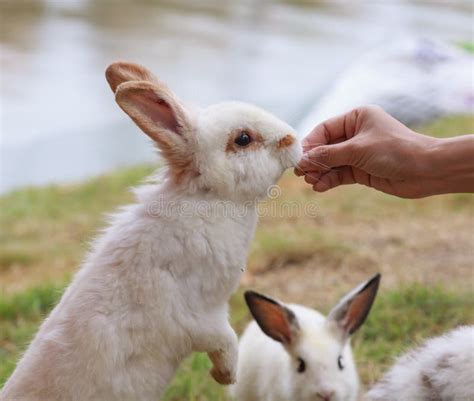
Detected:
left=1, top=0, right=473, bottom=192
left=0, top=1, right=473, bottom=400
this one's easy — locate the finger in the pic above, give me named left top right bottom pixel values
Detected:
left=301, top=109, right=359, bottom=151
left=294, top=164, right=318, bottom=177
left=310, top=168, right=429, bottom=199
left=297, top=156, right=331, bottom=175
left=312, top=167, right=356, bottom=192
left=302, top=136, right=346, bottom=149
left=298, top=141, right=355, bottom=171
left=294, top=167, right=304, bottom=176
left=343, top=169, right=413, bottom=198
left=303, top=172, right=323, bottom=185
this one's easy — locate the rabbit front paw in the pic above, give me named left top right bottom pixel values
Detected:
left=210, top=365, right=236, bottom=385
left=208, top=348, right=237, bottom=385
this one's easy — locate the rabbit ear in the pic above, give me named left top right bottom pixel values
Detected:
left=327, top=273, right=381, bottom=341
left=106, top=61, right=160, bottom=93
left=115, top=80, right=194, bottom=176
left=245, top=291, right=300, bottom=346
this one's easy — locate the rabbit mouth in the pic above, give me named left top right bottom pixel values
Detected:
left=281, top=139, right=303, bottom=170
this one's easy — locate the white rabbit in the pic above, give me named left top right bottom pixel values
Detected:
left=366, top=325, right=474, bottom=401
left=230, top=273, right=381, bottom=401
left=0, top=62, right=302, bottom=401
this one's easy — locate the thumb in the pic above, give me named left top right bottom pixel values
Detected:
left=297, top=141, right=355, bottom=172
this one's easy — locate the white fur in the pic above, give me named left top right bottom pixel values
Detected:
left=366, top=325, right=474, bottom=401
left=1, top=95, right=301, bottom=400
left=231, top=305, right=359, bottom=401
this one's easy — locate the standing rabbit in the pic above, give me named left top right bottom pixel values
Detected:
left=230, top=273, right=381, bottom=401
left=0, top=62, right=302, bottom=401
left=366, top=325, right=474, bottom=401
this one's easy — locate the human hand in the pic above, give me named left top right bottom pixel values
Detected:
left=295, top=106, right=474, bottom=198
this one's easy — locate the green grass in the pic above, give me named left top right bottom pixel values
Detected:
left=250, top=225, right=352, bottom=273
left=459, top=41, right=474, bottom=54
left=416, top=114, right=474, bottom=138
left=354, top=285, right=474, bottom=383
left=0, top=164, right=155, bottom=226
left=0, top=282, right=65, bottom=384
left=0, top=165, right=155, bottom=280
left=1, top=283, right=472, bottom=396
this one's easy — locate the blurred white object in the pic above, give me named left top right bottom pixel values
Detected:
left=298, top=38, right=474, bottom=135
left=366, top=325, right=474, bottom=401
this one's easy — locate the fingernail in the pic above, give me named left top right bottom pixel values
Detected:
left=294, top=168, right=303, bottom=176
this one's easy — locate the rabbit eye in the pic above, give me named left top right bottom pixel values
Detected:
left=297, top=357, right=306, bottom=373
left=338, top=355, right=344, bottom=370
left=234, top=131, right=252, bottom=147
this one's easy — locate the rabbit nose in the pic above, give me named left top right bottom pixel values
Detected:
left=277, top=134, right=295, bottom=148
left=316, top=390, right=334, bottom=401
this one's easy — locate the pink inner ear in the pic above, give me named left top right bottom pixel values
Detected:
left=251, top=298, right=293, bottom=344
left=342, top=289, right=373, bottom=334
left=129, top=90, right=180, bottom=134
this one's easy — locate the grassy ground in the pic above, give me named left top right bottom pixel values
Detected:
left=1, top=115, right=473, bottom=399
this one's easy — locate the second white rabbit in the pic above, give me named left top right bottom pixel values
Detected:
left=230, top=273, right=381, bottom=401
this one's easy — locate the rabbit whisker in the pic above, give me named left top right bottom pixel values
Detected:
left=303, top=158, right=332, bottom=171
left=291, top=154, right=332, bottom=171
